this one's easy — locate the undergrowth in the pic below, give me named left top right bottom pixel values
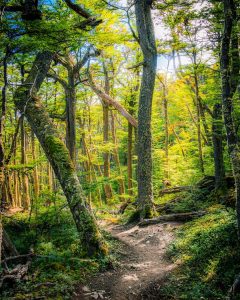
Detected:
left=157, top=205, right=240, bottom=299
left=2, top=206, right=120, bottom=300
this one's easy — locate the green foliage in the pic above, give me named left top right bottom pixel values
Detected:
left=2, top=206, right=118, bottom=299
left=158, top=207, right=240, bottom=299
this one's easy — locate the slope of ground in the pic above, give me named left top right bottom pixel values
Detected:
left=73, top=221, right=181, bottom=300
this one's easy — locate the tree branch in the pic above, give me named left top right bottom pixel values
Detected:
left=88, top=73, right=138, bottom=128
left=47, top=71, right=68, bottom=90
left=64, top=0, right=92, bottom=18
left=73, top=46, right=93, bottom=74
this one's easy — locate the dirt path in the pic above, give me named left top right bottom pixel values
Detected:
left=73, top=222, right=180, bottom=300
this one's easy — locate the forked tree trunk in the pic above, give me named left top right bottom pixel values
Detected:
left=14, top=52, right=106, bottom=256
left=135, top=0, right=157, bottom=218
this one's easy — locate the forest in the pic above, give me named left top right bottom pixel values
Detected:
left=0, top=0, right=240, bottom=299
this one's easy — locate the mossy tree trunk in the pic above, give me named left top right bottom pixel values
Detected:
left=135, top=0, right=157, bottom=219
left=221, top=0, right=240, bottom=235
left=14, top=51, right=106, bottom=256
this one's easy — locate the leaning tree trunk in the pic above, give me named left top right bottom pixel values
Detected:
left=2, top=229, right=18, bottom=259
left=14, top=52, right=106, bottom=256
left=135, top=0, right=157, bottom=218
left=221, top=0, right=240, bottom=235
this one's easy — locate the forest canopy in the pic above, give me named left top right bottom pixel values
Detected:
left=0, top=0, right=240, bottom=299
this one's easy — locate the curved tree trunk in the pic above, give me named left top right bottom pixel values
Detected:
left=14, top=52, right=106, bottom=256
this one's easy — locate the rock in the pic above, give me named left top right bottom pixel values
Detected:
left=83, top=286, right=91, bottom=293
left=91, top=292, right=99, bottom=299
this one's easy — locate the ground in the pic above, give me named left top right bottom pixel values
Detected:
left=73, top=221, right=180, bottom=300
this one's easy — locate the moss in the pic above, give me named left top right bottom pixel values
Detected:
left=45, top=135, right=74, bottom=176
left=158, top=208, right=239, bottom=299
left=127, top=209, right=141, bottom=223
left=2, top=209, right=114, bottom=299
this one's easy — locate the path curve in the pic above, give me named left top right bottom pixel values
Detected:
left=73, top=222, right=180, bottom=300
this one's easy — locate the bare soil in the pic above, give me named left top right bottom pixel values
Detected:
left=73, top=221, right=180, bottom=300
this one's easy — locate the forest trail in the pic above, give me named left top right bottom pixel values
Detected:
left=73, top=221, right=181, bottom=300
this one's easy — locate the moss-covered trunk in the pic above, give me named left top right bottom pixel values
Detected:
left=221, top=0, right=240, bottom=235
left=14, top=51, right=106, bottom=256
left=135, top=0, right=157, bottom=218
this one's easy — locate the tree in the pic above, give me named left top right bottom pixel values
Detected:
left=212, top=103, right=225, bottom=191
left=135, top=0, right=157, bottom=218
left=220, top=0, right=240, bottom=234
left=48, top=47, right=94, bottom=165
left=14, top=51, right=106, bottom=256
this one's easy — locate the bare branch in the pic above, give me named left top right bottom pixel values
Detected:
left=88, top=72, right=138, bottom=128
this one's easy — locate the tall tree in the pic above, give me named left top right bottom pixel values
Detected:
left=135, top=0, right=157, bottom=218
left=212, top=103, right=225, bottom=191
left=220, top=0, right=240, bottom=234
left=49, top=48, right=93, bottom=166
left=14, top=52, right=106, bottom=256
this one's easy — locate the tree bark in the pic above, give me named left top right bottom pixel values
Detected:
left=2, top=229, right=18, bottom=259
left=31, top=130, right=39, bottom=198
left=212, top=103, right=226, bottom=190
left=135, top=0, right=157, bottom=218
left=110, top=111, right=125, bottom=198
left=102, top=103, right=113, bottom=200
left=102, top=63, right=113, bottom=200
left=20, top=118, right=30, bottom=210
left=221, top=0, right=240, bottom=235
left=65, top=70, right=76, bottom=165
left=14, top=52, right=106, bottom=256
left=50, top=50, right=93, bottom=166
left=161, top=83, right=169, bottom=179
